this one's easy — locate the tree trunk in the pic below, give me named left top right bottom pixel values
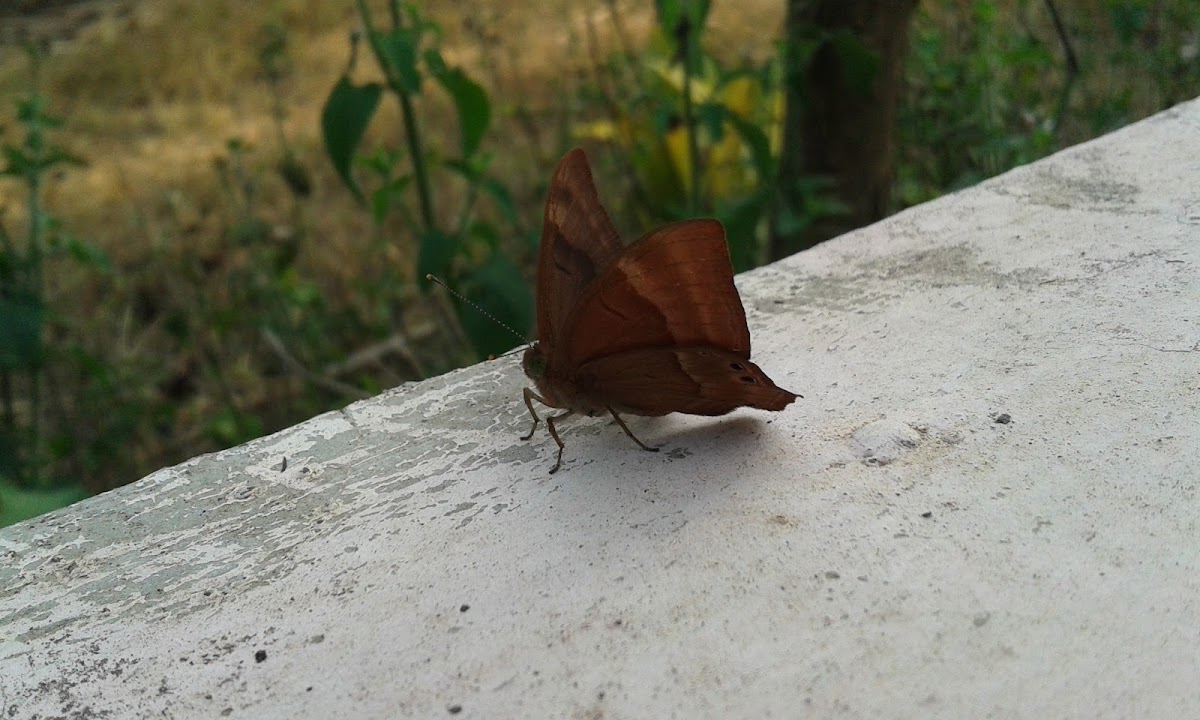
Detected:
left=771, top=0, right=920, bottom=259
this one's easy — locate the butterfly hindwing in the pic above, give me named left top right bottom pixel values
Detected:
left=576, top=347, right=797, bottom=416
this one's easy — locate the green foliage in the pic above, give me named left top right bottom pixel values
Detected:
left=898, top=0, right=1057, bottom=205
left=1095, top=0, right=1200, bottom=121
left=0, top=481, right=88, bottom=528
left=898, top=0, right=1200, bottom=206
left=579, top=0, right=840, bottom=272
left=322, top=0, right=530, bottom=359
left=200, top=135, right=329, bottom=448
left=0, top=291, right=43, bottom=372
left=323, top=78, right=383, bottom=202
left=1, top=24, right=378, bottom=527
left=424, top=51, right=491, bottom=158
left=0, top=48, right=115, bottom=522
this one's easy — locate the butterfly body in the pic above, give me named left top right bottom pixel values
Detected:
left=522, top=148, right=799, bottom=473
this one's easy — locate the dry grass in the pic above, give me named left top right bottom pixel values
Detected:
left=0, top=0, right=789, bottom=319
left=0, top=0, right=783, bottom=294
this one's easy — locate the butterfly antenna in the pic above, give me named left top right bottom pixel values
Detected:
left=426, top=274, right=532, bottom=353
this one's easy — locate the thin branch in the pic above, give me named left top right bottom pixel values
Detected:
left=1044, top=0, right=1079, bottom=76
left=322, top=332, right=427, bottom=382
left=261, top=328, right=373, bottom=400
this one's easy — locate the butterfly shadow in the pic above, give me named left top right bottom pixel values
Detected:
left=518, top=414, right=797, bottom=553
left=559, top=413, right=786, bottom=486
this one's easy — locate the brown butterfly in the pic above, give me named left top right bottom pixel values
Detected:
left=522, top=148, right=799, bottom=473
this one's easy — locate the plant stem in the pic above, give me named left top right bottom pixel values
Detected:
left=397, top=88, right=436, bottom=231
left=355, top=0, right=436, bottom=232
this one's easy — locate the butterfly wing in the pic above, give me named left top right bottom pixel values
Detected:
left=562, top=218, right=751, bottom=367
left=576, top=347, right=797, bottom=416
left=536, top=148, right=625, bottom=354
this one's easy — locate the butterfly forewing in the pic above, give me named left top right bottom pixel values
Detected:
left=561, top=219, right=752, bottom=368
left=537, top=148, right=625, bottom=353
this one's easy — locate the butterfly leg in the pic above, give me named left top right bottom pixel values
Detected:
left=521, top=387, right=545, bottom=441
left=607, top=407, right=660, bottom=454
left=523, top=388, right=573, bottom=473
left=544, top=410, right=573, bottom=474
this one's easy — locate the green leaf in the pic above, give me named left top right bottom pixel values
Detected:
left=426, top=50, right=490, bottom=158
left=654, top=0, right=712, bottom=64
left=360, top=146, right=402, bottom=178
left=655, top=0, right=683, bottom=34
left=1, top=146, right=32, bottom=177
left=0, top=144, right=83, bottom=176
left=55, top=234, right=112, bottom=271
left=321, top=77, right=383, bottom=203
left=443, top=158, right=519, bottom=229
left=40, top=147, right=86, bottom=169
left=725, top=111, right=774, bottom=179
left=417, top=227, right=459, bottom=291
left=370, top=175, right=411, bottom=224
left=695, top=101, right=726, bottom=140
left=0, top=293, right=44, bottom=371
left=16, top=94, right=50, bottom=124
left=478, top=176, right=519, bottom=227
left=718, top=189, right=768, bottom=273
left=774, top=206, right=811, bottom=243
left=375, top=28, right=422, bottom=95
left=442, top=156, right=481, bottom=181
left=465, top=220, right=500, bottom=250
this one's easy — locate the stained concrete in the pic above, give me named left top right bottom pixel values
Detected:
left=2, top=98, right=1198, bottom=719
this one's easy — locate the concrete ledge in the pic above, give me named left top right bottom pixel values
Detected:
left=2, top=98, right=1198, bottom=718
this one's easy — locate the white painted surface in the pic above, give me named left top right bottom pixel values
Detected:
left=2, top=98, right=1198, bottom=719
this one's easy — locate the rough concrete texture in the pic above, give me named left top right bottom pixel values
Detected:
left=2, top=98, right=1198, bottom=719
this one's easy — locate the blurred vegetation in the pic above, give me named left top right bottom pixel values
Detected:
left=321, top=1, right=533, bottom=361
left=577, top=0, right=795, bottom=272
left=0, top=0, right=1196, bottom=526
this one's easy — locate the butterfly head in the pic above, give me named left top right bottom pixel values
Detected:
left=521, top=343, right=547, bottom=382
